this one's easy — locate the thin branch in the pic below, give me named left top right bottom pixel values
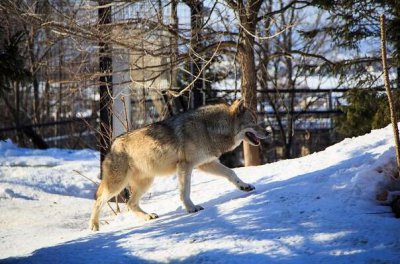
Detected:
left=168, top=41, right=222, bottom=97
left=238, top=20, right=296, bottom=41
left=257, top=0, right=312, bottom=22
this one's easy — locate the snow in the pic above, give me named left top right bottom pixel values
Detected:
left=1, top=126, right=400, bottom=263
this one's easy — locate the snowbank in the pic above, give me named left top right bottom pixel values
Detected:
left=0, top=126, right=400, bottom=263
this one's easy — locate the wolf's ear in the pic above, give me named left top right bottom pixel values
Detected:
left=231, top=99, right=245, bottom=115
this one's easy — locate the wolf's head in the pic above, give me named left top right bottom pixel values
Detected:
left=230, top=100, right=269, bottom=146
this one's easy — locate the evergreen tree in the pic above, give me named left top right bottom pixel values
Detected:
left=336, top=89, right=400, bottom=137
left=0, top=31, right=30, bottom=94
left=0, top=29, right=48, bottom=149
left=312, top=0, right=400, bottom=87
left=306, top=1, right=400, bottom=138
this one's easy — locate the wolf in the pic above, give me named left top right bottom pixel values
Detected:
left=89, top=100, right=268, bottom=231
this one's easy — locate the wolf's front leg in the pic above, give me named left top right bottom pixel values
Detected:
left=198, top=161, right=255, bottom=192
left=177, top=162, right=204, bottom=213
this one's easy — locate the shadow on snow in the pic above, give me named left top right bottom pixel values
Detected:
left=2, top=146, right=399, bottom=263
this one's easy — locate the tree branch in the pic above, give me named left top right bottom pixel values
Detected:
left=257, top=0, right=312, bottom=22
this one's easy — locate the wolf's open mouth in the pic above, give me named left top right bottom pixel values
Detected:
left=245, top=132, right=260, bottom=146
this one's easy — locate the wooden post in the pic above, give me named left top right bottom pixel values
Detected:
left=380, top=14, right=400, bottom=178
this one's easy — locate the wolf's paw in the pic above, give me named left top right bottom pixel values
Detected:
left=239, top=183, right=255, bottom=192
left=89, top=220, right=99, bottom=231
left=187, top=205, right=204, bottom=213
left=142, top=213, right=159, bottom=221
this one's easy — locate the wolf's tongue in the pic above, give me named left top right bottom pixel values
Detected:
left=245, top=132, right=260, bottom=145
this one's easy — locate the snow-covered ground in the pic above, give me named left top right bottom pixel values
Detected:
left=1, top=125, right=400, bottom=263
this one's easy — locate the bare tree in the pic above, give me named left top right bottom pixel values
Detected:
left=98, top=0, right=113, bottom=163
left=380, top=14, right=400, bottom=178
left=0, top=0, right=99, bottom=149
left=1, top=0, right=326, bottom=166
left=257, top=1, right=332, bottom=159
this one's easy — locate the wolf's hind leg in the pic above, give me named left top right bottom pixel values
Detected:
left=89, top=153, right=129, bottom=231
left=198, top=161, right=255, bottom=192
left=89, top=182, right=109, bottom=231
left=89, top=179, right=127, bottom=231
left=127, top=176, right=158, bottom=221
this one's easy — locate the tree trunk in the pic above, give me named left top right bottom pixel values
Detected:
left=285, top=25, right=295, bottom=159
left=33, top=76, right=39, bottom=122
left=381, top=14, right=400, bottom=178
left=394, top=4, right=400, bottom=89
left=189, top=0, right=204, bottom=109
left=170, top=0, right=178, bottom=90
left=236, top=1, right=263, bottom=166
left=239, top=37, right=261, bottom=166
left=98, top=0, right=113, bottom=165
left=14, top=81, right=24, bottom=145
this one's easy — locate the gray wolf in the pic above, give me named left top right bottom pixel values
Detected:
left=89, top=100, right=268, bottom=231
